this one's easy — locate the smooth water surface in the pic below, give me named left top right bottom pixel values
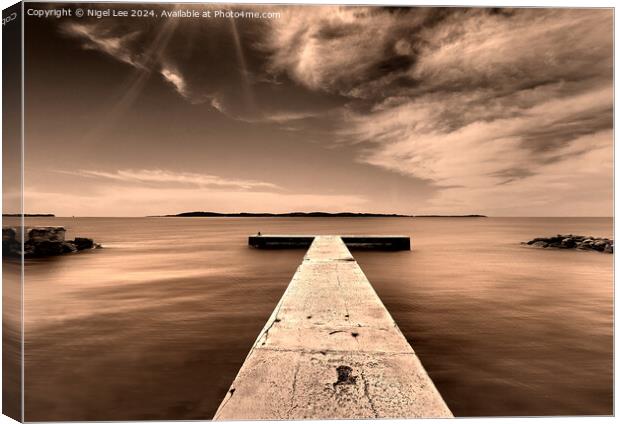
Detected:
left=10, top=217, right=612, bottom=420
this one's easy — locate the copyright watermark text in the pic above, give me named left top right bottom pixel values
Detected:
left=26, top=7, right=282, bottom=20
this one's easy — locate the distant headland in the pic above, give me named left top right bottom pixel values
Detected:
left=1, top=212, right=488, bottom=218
left=3, top=213, right=55, bottom=217
left=156, top=212, right=487, bottom=218
left=160, top=211, right=412, bottom=218
left=413, top=214, right=487, bottom=218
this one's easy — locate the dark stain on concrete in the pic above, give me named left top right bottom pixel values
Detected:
left=333, top=365, right=357, bottom=387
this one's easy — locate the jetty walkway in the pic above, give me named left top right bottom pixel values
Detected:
left=214, top=235, right=452, bottom=420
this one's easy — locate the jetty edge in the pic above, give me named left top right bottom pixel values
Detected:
left=214, top=235, right=452, bottom=419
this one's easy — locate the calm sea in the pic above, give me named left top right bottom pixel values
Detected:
left=4, top=217, right=613, bottom=420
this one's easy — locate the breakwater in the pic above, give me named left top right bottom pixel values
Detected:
left=2, top=226, right=99, bottom=258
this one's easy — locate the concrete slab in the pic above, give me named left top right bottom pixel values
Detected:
left=214, top=236, right=452, bottom=420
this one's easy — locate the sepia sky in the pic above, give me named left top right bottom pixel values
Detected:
left=22, top=4, right=613, bottom=217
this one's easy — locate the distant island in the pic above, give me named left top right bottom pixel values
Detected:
left=3, top=213, right=55, bottom=217
left=157, top=212, right=487, bottom=218
left=160, top=211, right=412, bottom=218
left=413, top=214, right=487, bottom=218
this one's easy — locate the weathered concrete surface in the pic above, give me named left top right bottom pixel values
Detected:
left=215, top=236, right=452, bottom=420
left=248, top=234, right=411, bottom=250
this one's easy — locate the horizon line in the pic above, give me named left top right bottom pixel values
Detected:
left=2, top=215, right=614, bottom=219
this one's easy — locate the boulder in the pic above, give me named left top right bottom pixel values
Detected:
left=560, top=238, right=576, bottom=248
left=27, top=240, right=65, bottom=257
left=61, top=242, right=78, bottom=254
left=2, top=240, right=20, bottom=257
left=525, top=234, right=613, bottom=254
left=72, top=237, right=94, bottom=250
left=527, top=237, right=548, bottom=245
left=2, top=226, right=100, bottom=258
left=2, top=227, right=17, bottom=242
left=27, top=227, right=66, bottom=242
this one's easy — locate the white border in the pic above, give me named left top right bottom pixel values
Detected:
left=0, top=1, right=616, bottom=424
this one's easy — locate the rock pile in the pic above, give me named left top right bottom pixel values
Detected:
left=2, top=226, right=100, bottom=258
left=523, top=234, right=613, bottom=253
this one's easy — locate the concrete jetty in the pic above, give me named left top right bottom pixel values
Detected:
left=214, top=235, right=452, bottom=419
left=248, top=234, right=411, bottom=250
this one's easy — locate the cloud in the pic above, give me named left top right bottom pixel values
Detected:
left=56, top=6, right=613, bottom=215
left=341, top=83, right=612, bottom=214
left=419, top=130, right=613, bottom=216
left=62, top=169, right=281, bottom=191
left=261, top=7, right=612, bottom=214
left=261, top=7, right=432, bottom=94
left=160, top=65, right=190, bottom=99
left=59, top=6, right=340, bottom=124
left=24, top=185, right=368, bottom=217
left=61, top=22, right=144, bottom=68
left=346, top=85, right=612, bottom=182
left=408, top=9, right=612, bottom=96
left=61, top=15, right=208, bottom=105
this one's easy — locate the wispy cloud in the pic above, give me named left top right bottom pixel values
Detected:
left=259, top=7, right=612, bottom=214
left=160, top=65, right=190, bottom=99
left=58, top=7, right=340, bottom=124
left=61, top=18, right=203, bottom=107
left=62, top=169, right=281, bottom=191
left=262, top=7, right=427, bottom=94
left=56, top=7, right=612, bottom=215
left=344, top=85, right=612, bottom=185
left=62, top=22, right=143, bottom=68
